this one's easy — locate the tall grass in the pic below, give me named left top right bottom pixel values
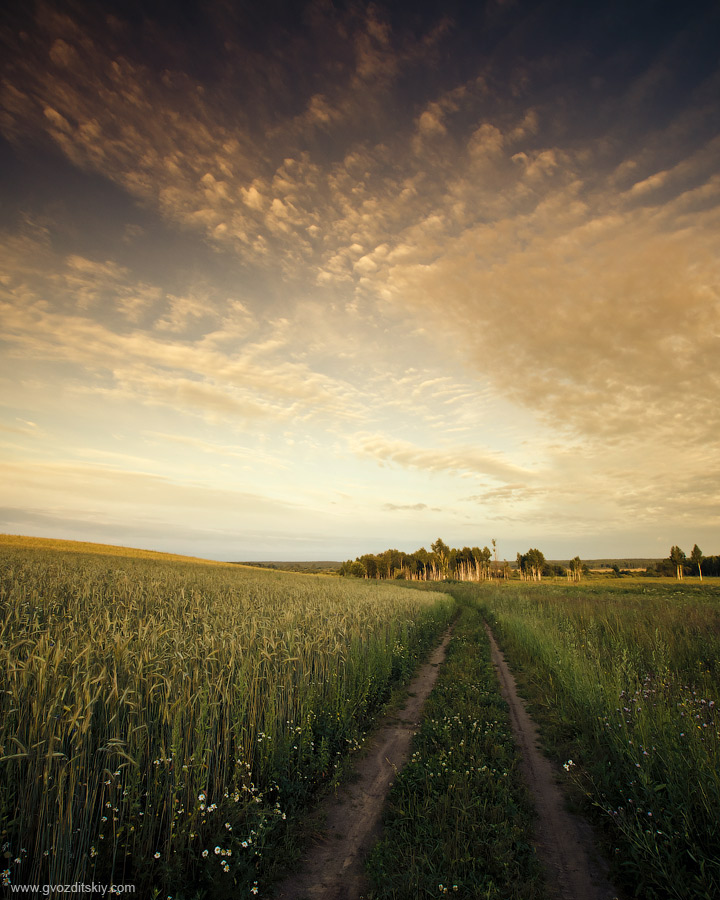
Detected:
left=475, top=581, right=720, bottom=900
left=0, top=543, right=453, bottom=897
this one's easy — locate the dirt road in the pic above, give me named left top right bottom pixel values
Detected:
left=485, top=623, right=619, bottom=900
left=273, top=621, right=618, bottom=900
left=272, top=628, right=453, bottom=900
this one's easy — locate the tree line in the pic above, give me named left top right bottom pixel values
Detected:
left=339, top=539, right=587, bottom=582
left=339, top=540, right=718, bottom=582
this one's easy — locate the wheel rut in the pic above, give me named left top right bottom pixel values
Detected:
left=484, top=622, right=619, bottom=900
left=272, top=628, right=453, bottom=900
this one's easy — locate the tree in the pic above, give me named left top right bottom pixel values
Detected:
left=480, top=546, right=492, bottom=580
left=431, top=538, right=450, bottom=578
left=569, top=556, right=583, bottom=583
left=525, top=548, right=546, bottom=581
left=690, top=544, right=704, bottom=581
left=669, top=546, right=686, bottom=580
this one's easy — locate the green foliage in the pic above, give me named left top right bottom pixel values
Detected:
left=473, top=580, right=720, bottom=900
left=340, top=539, right=506, bottom=583
left=669, top=546, right=687, bottom=580
left=0, top=544, right=454, bottom=897
left=366, top=601, right=544, bottom=900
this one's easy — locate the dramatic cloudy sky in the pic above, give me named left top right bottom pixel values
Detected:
left=1, top=0, right=718, bottom=561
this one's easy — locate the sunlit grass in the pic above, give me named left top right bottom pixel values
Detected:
left=473, top=580, right=720, bottom=900
left=0, top=543, right=453, bottom=897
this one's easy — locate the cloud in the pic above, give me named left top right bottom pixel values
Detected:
left=0, top=229, right=372, bottom=427
left=383, top=502, right=431, bottom=511
left=353, top=433, right=535, bottom=482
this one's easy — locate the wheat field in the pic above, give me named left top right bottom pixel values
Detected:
left=0, top=537, right=453, bottom=896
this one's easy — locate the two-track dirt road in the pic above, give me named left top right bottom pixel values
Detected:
left=274, top=621, right=619, bottom=900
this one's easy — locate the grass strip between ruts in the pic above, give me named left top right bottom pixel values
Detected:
left=366, top=602, right=546, bottom=900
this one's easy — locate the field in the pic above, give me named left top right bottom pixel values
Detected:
left=0, top=538, right=453, bottom=897
left=474, top=580, right=720, bottom=900
left=3, top=537, right=719, bottom=900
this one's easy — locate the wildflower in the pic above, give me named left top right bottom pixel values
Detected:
left=198, top=792, right=206, bottom=802
left=214, top=846, right=221, bottom=855
left=225, top=822, right=232, bottom=830
left=1, top=871, right=11, bottom=887
left=154, top=852, right=160, bottom=859
left=202, top=850, right=209, bottom=858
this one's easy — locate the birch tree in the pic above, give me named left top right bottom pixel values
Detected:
left=690, top=544, right=704, bottom=581
left=670, top=545, right=686, bottom=580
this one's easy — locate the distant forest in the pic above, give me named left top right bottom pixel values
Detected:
left=338, top=540, right=718, bottom=581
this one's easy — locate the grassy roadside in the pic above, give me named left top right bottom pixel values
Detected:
left=475, top=581, right=720, bottom=900
left=365, top=601, right=545, bottom=900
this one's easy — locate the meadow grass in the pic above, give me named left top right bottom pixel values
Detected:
left=366, top=596, right=544, bottom=900
left=473, top=579, right=720, bottom=900
left=0, top=540, right=454, bottom=897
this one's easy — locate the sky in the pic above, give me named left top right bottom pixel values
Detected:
left=0, top=0, right=718, bottom=562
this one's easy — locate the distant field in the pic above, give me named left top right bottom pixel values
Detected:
left=472, top=579, right=720, bottom=899
left=234, top=560, right=343, bottom=575
left=0, top=538, right=453, bottom=897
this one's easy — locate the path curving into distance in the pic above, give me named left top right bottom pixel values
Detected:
left=485, top=623, right=619, bottom=900
left=272, top=627, right=453, bottom=900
